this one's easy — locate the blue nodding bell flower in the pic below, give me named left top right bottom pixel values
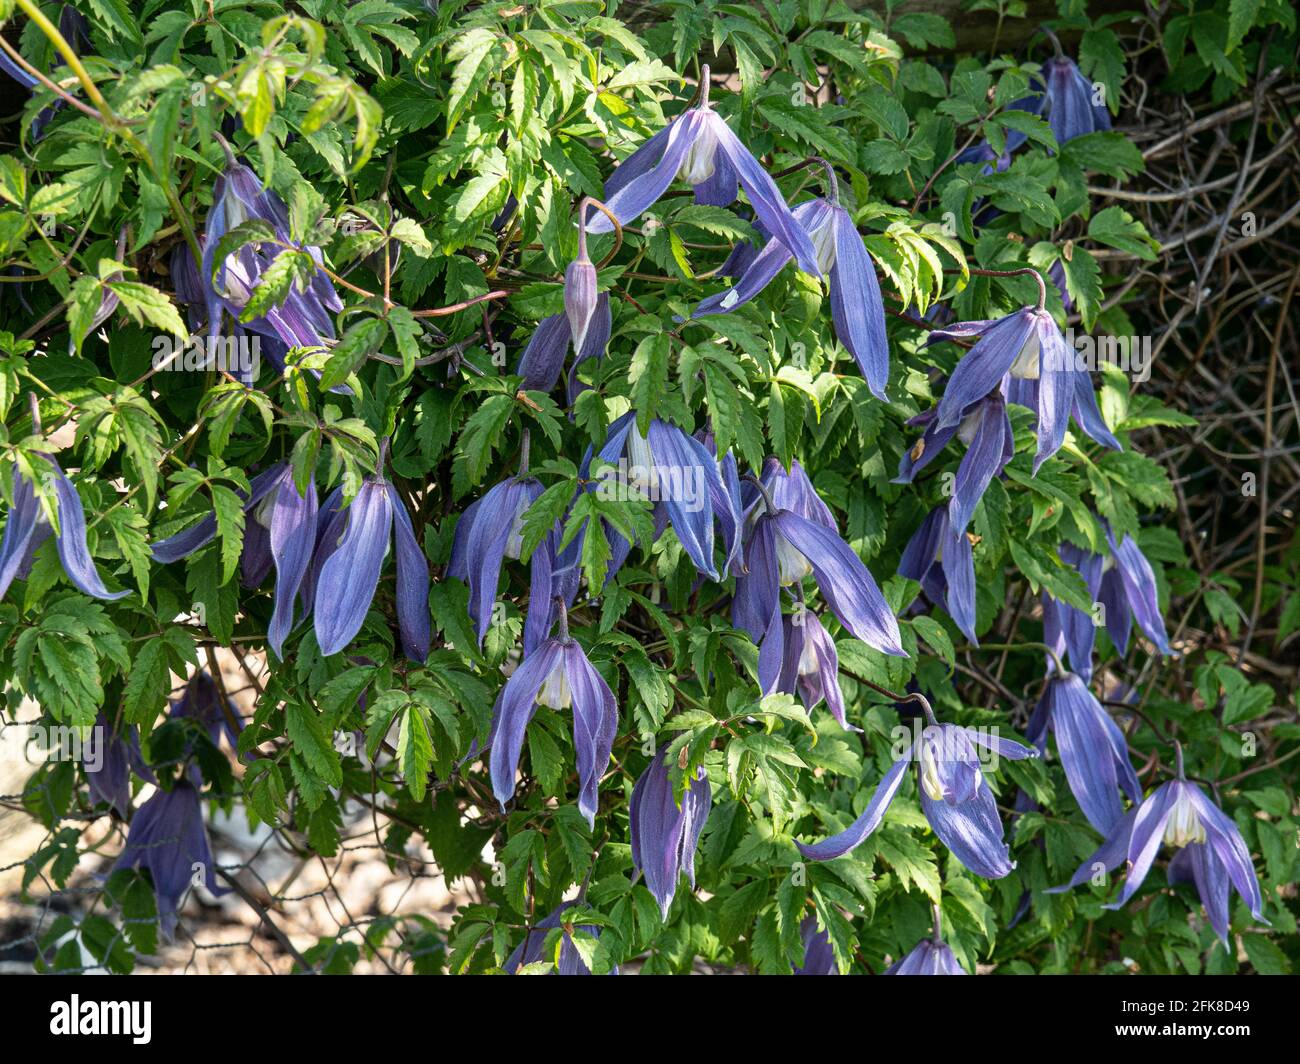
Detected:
left=586, top=411, right=732, bottom=583
left=793, top=916, right=839, bottom=975
left=691, top=161, right=890, bottom=400
left=771, top=604, right=857, bottom=732
left=950, top=39, right=1110, bottom=168
left=447, top=437, right=563, bottom=657
left=308, top=441, right=430, bottom=662
left=897, top=504, right=978, bottom=645
left=926, top=277, right=1087, bottom=473
left=895, top=388, right=1015, bottom=536
left=629, top=745, right=712, bottom=919
left=734, top=464, right=905, bottom=687
left=503, top=901, right=619, bottom=975
left=1048, top=744, right=1268, bottom=946
left=886, top=907, right=968, bottom=975
left=190, top=135, right=344, bottom=385
left=1030, top=40, right=1113, bottom=145
left=1025, top=668, right=1141, bottom=836
left=586, top=66, right=820, bottom=277
left=152, top=462, right=319, bottom=659
left=85, top=713, right=156, bottom=819
left=0, top=441, right=129, bottom=603
left=1044, top=519, right=1173, bottom=670
left=488, top=597, right=618, bottom=828
left=516, top=293, right=611, bottom=408
left=112, top=781, right=229, bottom=940
left=798, top=693, right=1037, bottom=880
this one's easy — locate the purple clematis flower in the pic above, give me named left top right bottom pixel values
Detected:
left=0, top=456, right=128, bottom=603
left=794, top=915, right=839, bottom=975
left=1045, top=523, right=1173, bottom=667
left=586, top=70, right=819, bottom=276
left=449, top=474, right=559, bottom=656
left=895, top=390, right=1014, bottom=535
left=152, top=462, right=318, bottom=659
left=799, top=719, right=1035, bottom=877
left=772, top=606, right=856, bottom=731
left=197, top=140, right=343, bottom=383
left=1026, top=671, right=1140, bottom=835
left=503, top=901, right=618, bottom=975
left=488, top=610, right=618, bottom=827
left=690, top=174, right=890, bottom=399
left=112, top=781, right=229, bottom=939
left=1049, top=755, right=1267, bottom=946
left=629, top=746, right=712, bottom=918
left=928, top=305, right=1076, bottom=473
left=516, top=292, right=611, bottom=406
left=310, top=465, right=430, bottom=662
left=735, top=466, right=905, bottom=683
left=589, top=412, right=732, bottom=582
left=85, top=713, right=156, bottom=818
left=886, top=932, right=968, bottom=975
left=1028, top=53, right=1112, bottom=145
left=898, top=504, right=977, bottom=645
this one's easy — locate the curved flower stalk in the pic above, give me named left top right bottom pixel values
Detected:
left=592, top=411, right=731, bottom=582
left=1025, top=671, right=1140, bottom=835
left=629, top=746, right=712, bottom=918
left=488, top=600, right=618, bottom=827
left=449, top=472, right=559, bottom=656
left=85, top=713, right=156, bottom=818
left=151, top=462, right=319, bottom=659
left=310, top=460, right=430, bottom=662
left=516, top=292, right=612, bottom=404
left=196, top=140, right=343, bottom=382
left=895, top=390, right=1014, bottom=535
left=0, top=456, right=128, bottom=603
left=886, top=909, right=968, bottom=975
left=928, top=302, right=1080, bottom=473
left=690, top=165, right=890, bottom=399
left=793, top=916, right=838, bottom=975
left=1044, top=523, right=1173, bottom=664
left=798, top=716, right=1037, bottom=879
left=1049, top=749, right=1267, bottom=946
left=734, top=468, right=905, bottom=683
left=897, top=504, right=977, bottom=645
left=112, top=781, right=229, bottom=939
left=772, top=606, right=856, bottom=731
left=503, top=901, right=619, bottom=975
left=586, top=68, right=819, bottom=276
